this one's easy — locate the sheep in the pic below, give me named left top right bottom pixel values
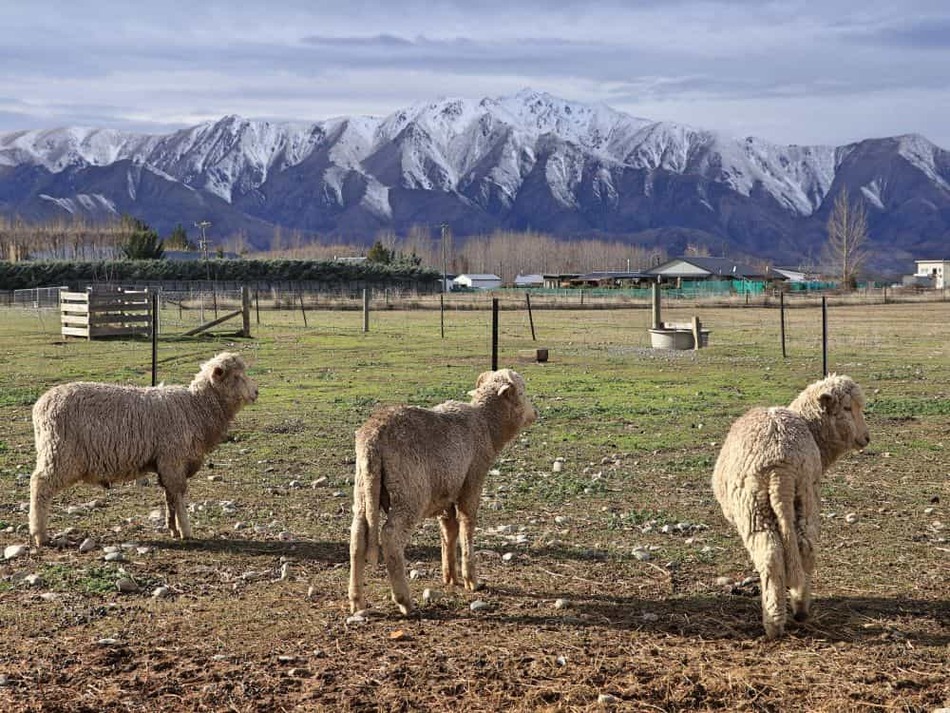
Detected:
left=348, top=368, right=537, bottom=615
left=29, top=352, right=258, bottom=546
left=711, top=374, right=870, bottom=639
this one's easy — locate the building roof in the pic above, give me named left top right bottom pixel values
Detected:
left=648, top=257, right=773, bottom=280
left=576, top=271, right=651, bottom=280
left=455, top=273, right=501, bottom=281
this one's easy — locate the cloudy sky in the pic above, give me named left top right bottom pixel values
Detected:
left=2, top=0, right=948, bottom=148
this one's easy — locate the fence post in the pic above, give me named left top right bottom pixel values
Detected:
left=241, top=286, right=251, bottom=338
left=150, top=292, right=158, bottom=387
left=821, top=296, right=828, bottom=377
left=362, top=289, right=370, bottom=333
left=491, top=297, right=499, bottom=371
left=526, top=292, right=537, bottom=341
left=780, top=290, right=787, bottom=358
left=298, top=290, right=308, bottom=328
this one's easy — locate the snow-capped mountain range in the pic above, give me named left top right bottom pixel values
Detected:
left=1, top=89, right=947, bottom=271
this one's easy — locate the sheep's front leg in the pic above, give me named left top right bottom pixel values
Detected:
left=160, top=466, right=192, bottom=539
left=457, top=503, right=481, bottom=592
left=438, top=506, right=460, bottom=587
left=381, top=510, right=415, bottom=615
left=29, top=467, right=56, bottom=547
left=348, top=510, right=370, bottom=613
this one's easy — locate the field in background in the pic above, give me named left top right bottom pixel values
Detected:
left=0, top=300, right=947, bottom=711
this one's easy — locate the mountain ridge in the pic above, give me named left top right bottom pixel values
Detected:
left=1, top=89, right=947, bottom=273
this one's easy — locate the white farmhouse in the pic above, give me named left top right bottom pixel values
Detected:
left=453, top=273, right=502, bottom=290
left=914, top=259, right=950, bottom=289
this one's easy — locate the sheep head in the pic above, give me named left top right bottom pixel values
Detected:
left=790, top=374, right=870, bottom=460
left=194, top=352, right=259, bottom=405
left=470, top=369, right=537, bottom=429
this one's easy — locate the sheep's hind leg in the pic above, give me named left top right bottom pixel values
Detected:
left=438, top=506, right=460, bottom=587
left=747, top=529, right=787, bottom=639
left=348, top=510, right=369, bottom=613
left=791, top=501, right=819, bottom=622
left=381, top=510, right=415, bottom=615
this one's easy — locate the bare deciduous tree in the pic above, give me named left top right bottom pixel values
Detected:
left=825, top=189, right=869, bottom=289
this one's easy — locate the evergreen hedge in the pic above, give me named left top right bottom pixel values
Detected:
left=0, top=259, right=440, bottom=291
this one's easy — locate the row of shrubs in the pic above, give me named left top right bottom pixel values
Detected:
left=0, top=259, right=441, bottom=291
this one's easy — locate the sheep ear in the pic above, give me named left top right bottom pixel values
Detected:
left=475, top=371, right=492, bottom=389
left=497, top=383, right=512, bottom=398
left=212, top=366, right=225, bottom=382
left=818, top=392, right=837, bottom=413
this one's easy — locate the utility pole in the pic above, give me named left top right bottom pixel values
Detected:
left=440, top=222, right=449, bottom=339
left=195, top=220, right=212, bottom=282
left=440, top=223, right=449, bottom=294
left=195, top=220, right=211, bottom=260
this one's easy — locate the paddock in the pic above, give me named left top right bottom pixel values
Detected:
left=0, top=300, right=946, bottom=711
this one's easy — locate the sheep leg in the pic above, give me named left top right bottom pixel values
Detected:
left=746, top=528, right=787, bottom=639
left=163, top=488, right=180, bottom=538
left=791, top=489, right=820, bottom=622
left=457, top=506, right=480, bottom=592
left=438, top=507, right=461, bottom=587
left=381, top=511, right=414, bottom=615
left=29, top=469, right=56, bottom=547
left=348, top=510, right=370, bottom=613
left=160, top=468, right=192, bottom=539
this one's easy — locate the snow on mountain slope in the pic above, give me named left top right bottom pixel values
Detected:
left=0, top=90, right=945, bottom=222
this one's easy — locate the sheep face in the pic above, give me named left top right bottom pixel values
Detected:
left=791, top=374, right=870, bottom=457
left=819, top=384, right=870, bottom=452
left=472, top=368, right=537, bottom=429
left=200, top=352, right=259, bottom=405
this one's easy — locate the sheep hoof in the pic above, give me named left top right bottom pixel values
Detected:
left=792, top=610, right=810, bottom=623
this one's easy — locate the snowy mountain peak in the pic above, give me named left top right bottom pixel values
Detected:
left=0, top=89, right=946, bottom=272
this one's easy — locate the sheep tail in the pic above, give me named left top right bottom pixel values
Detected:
left=355, top=440, right=383, bottom=566
left=767, top=470, right=803, bottom=591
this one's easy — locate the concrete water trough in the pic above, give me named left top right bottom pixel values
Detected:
left=648, top=324, right=710, bottom=350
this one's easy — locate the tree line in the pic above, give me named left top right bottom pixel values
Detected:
left=1, top=187, right=869, bottom=287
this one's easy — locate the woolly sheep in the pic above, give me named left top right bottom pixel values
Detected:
left=348, top=369, right=537, bottom=615
left=29, top=352, right=258, bottom=546
left=711, top=374, right=870, bottom=639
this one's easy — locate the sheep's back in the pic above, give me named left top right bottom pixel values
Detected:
left=713, top=407, right=821, bottom=509
left=33, top=382, right=193, bottom=479
left=358, top=404, right=491, bottom=512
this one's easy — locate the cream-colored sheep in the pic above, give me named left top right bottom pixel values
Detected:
left=348, top=369, right=537, bottom=615
left=711, top=374, right=870, bottom=638
left=30, top=352, right=258, bottom=546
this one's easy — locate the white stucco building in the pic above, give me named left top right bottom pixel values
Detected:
left=453, top=273, right=502, bottom=290
left=914, top=259, right=950, bottom=289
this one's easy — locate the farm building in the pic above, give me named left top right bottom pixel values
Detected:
left=514, top=273, right=544, bottom=288
left=912, top=259, right=950, bottom=289
left=569, top=271, right=652, bottom=288
left=453, top=273, right=502, bottom=290
left=542, top=273, right=580, bottom=289
left=648, top=257, right=772, bottom=282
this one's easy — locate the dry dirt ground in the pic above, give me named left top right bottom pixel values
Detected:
left=1, top=445, right=946, bottom=713
left=0, top=303, right=948, bottom=712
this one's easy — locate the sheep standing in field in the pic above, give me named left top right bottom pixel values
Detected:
left=711, top=374, right=870, bottom=639
left=348, top=369, right=537, bottom=615
left=30, top=352, right=258, bottom=546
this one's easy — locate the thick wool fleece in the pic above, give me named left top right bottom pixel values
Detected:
left=711, top=374, right=869, bottom=639
left=30, top=352, right=257, bottom=545
left=348, top=369, right=537, bottom=615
